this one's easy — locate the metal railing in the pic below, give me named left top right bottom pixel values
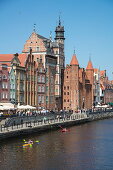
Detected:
left=0, top=113, right=88, bottom=133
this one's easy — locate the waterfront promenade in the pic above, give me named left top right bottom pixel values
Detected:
left=0, top=113, right=88, bottom=140
left=1, top=108, right=113, bottom=140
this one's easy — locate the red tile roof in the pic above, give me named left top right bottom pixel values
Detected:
left=0, top=53, right=28, bottom=67
left=17, top=54, right=28, bottom=67
left=100, top=70, right=105, bottom=77
left=0, top=54, right=14, bottom=62
left=70, top=54, right=79, bottom=65
left=86, top=60, right=93, bottom=70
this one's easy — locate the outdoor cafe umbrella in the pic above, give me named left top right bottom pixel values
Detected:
left=0, top=106, right=4, bottom=110
left=17, top=105, right=36, bottom=110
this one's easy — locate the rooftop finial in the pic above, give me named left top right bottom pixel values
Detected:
left=59, top=15, right=61, bottom=26
left=33, top=23, right=36, bottom=32
left=74, top=46, right=76, bottom=54
left=50, top=31, right=52, bottom=40
left=89, top=53, right=92, bottom=61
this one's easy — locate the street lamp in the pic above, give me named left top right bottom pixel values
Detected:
left=82, top=97, right=85, bottom=109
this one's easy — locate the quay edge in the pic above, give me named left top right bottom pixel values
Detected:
left=1, top=111, right=113, bottom=141
left=0, top=117, right=89, bottom=141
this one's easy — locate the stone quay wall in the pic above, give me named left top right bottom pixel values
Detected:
left=89, top=111, right=113, bottom=121
left=1, top=110, right=113, bottom=141
left=0, top=113, right=89, bottom=140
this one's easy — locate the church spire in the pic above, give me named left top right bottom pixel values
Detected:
left=59, top=15, right=61, bottom=26
left=55, top=17, right=65, bottom=43
left=33, top=23, right=36, bottom=32
left=70, top=53, right=79, bottom=66
left=49, top=31, right=52, bottom=40
left=86, top=59, right=93, bottom=70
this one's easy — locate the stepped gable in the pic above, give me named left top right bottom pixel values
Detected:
left=70, top=53, right=79, bottom=66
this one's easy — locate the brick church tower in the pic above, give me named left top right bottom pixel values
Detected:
left=86, top=59, right=94, bottom=108
left=63, top=52, right=79, bottom=111
left=54, top=17, right=65, bottom=110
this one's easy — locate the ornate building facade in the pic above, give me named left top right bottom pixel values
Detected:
left=22, top=19, right=65, bottom=110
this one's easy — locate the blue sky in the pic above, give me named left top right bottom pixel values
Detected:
left=0, top=0, right=113, bottom=79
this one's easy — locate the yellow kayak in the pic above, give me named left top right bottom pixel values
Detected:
left=23, top=143, right=32, bottom=147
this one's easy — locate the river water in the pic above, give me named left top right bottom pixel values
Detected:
left=0, top=118, right=113, bottom=170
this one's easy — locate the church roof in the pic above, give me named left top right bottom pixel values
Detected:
left=70, top=54, right=79, bottom=66
left=86, top=60, right=93, bottom=70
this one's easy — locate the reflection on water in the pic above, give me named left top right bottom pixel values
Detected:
left=1, top=119, right=113, bottom=170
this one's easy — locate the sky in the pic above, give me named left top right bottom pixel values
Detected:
left=0, top=0, right=113, bottom=79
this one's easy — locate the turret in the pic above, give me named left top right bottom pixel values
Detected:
left=70, top=53, right=79, bottom=66
left=55, top=17, right=65, bottom=44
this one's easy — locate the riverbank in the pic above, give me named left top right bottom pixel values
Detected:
left=89, top=111, right=113, bottom=121
left=0, top=113, right=89, bottom=140
left=1, top=111, right=113, bottom=141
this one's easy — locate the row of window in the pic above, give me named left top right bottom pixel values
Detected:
left=64, top=92, right=69, bottom=95
left=28, top=46, right=59, bottom=55
left=64, top=86, right=69, bottom=90
left=46, top=86, right=54, bottom=93
left=38, top=86, right=45, bottom=93
left=46, top=77, right=54, bottom=84
left=2, top=83, right=8, bottom=89
left=1, top=93, right=8, bottom=99
left=46, top=96, right=54, bottom=103
left=38, top=75, right=45, bottom=83
left=64, top=99, right=70, bottom=102
left=10, top=93, right=15, bottom=99
left=28, top=47, right=40, bottom=52
left=38, top=95, right=44, bottom=104
left=64, top=99, right=78, bottom=102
